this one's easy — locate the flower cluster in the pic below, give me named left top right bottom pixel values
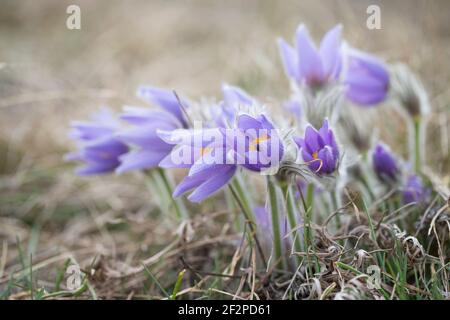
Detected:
left=66, top=23, right=433, bottom=268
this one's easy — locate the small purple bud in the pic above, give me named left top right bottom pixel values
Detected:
left=402, top=174, right=430, bottom=205
left=372, top=143, right=400, bottom=184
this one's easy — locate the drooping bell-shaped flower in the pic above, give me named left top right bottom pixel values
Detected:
left=65, top=108, right=128, bottom=175
left=372, top=143, right=400, bottom=184
left=294, top=119, right=339, bottom=175
left=343, top=47, right=390, bottom=106
left=278, top=24, right=342, bottom=88
left=402, top=174, right=430, bottom=205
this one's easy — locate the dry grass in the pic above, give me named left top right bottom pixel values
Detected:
left=0, top=0, right=449, bottom=299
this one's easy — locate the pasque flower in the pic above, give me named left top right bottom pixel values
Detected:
left=65, top=108, right=128, bottom=175
left=137, top=86, right=190, bottom=127
left=278, top=24, right=342, bottom=88
left=115, top=87, right=188, bottom=173
left=402, top=174, right=430, bottom=205
left=159, top=127, right=237, bottom=202
left=158, top=112, right=284, bottom=202
left=294, top=119, right=339, bottom=175
left=229, top=113, right=284, bottom=173
left=278, top=25, right=389, bottom=107
left=372, top=143, right=400, bottom=184
left=343, top=47, right=390, bottom=106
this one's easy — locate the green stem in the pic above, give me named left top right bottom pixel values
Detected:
left=413, top=117, right=422, bottom=173
left=153, top=169, right=188, bottom=220
left=229, top=179, right=267, bottom=269
left=280, top=182, right=303, bottom=262
left=303, top=183, right=315, bottom=250
left=232, top=174, right=254, bottom=218
left=267, top=176, right=283, bottom=268
left=225, top=188, right=242, bottom=233
left=360, top=174, right=375, bottom=202
left=331, top=189, right=341, bottom=231
left=306, top=184, right=314, bottom=212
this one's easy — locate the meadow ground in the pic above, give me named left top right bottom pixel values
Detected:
left=0, top=0, right=449, bottom=299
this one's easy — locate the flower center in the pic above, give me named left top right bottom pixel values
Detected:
left=200, top=147, right=212, bottom=156
left=249, top=134, right=270, bottom=152
left=312, top=151, right=318, bottom=160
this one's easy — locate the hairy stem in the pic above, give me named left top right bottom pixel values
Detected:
left=412, top=116, right=423, bottom=173
left=280, top=182, right=303, bottom=262
left=267, top=176, right=284, bottom=268
left=153, top=168, right=188, bottom=220
left=229, top=181, right=267, bottom=270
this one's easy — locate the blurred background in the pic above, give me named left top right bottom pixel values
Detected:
left=0, top=0, right=449, bottom=298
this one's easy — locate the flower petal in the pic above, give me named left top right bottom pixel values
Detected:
left=319, top=25, right=342, bottom=79
left=277, top=38, right=299, bottom=80
left=116, top=149, right=169, bottom=173
left=187, top=165, right=237, bottom=202
left=137, top=86, right=188, bottom=126
left=295, top=25, right=324, bottom=84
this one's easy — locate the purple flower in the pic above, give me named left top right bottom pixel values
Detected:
left=372, top=143, right=400, bottom=184
left=159, top=128, right=237, bottom=203
left=173, top=163, right=237, bottom=203
left=137, top=86, right=189, bottom=127
left=158, top=113, right=284, bottom=202
left=278, top=25, right=342, bottom=87
left=294, top=119, right=339, bottom=175
left=65, top=108, right=128, bottom=175
left=115, top=86, right=190, bottom=173
left=230, top=114, right=284, bottom=172
left=115, top=107, right=183, bottom=173
left=402, top=174, right=430, bottom=205
left=343, top=48, right=390, bottom=106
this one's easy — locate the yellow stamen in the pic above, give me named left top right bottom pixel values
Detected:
left=200, top=147, right=212, bottom=156
left=249, top=134, right=270, bottom=151
left=312, top=151, right=318, bottom=160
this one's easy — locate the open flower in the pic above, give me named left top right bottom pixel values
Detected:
left=230, top=113, right=284, bottom=173
left=65, top=108, right=128, bottom=175
left=402, top=174, right=430, bottom=205
left=372, top=143, right=400, bottom=184
left=294, top=119, right=339, bottom=175
left=278, top=24, right=342, bottom=88
left=115, top=87, right=189, bottom=173
left=343, top=47, right=390, bottom=106
left=159, top=128, right=237, bottom=203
